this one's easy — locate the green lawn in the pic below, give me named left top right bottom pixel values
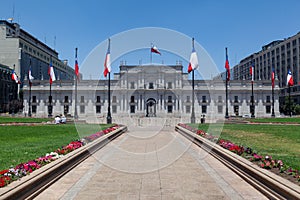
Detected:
left=0, top=116, right=51, bottom=123
left=191, top=123, right=300, bottom=170
left=0, top=123, right=112, bottom=171
left=247, top=117, right=300, bottom=124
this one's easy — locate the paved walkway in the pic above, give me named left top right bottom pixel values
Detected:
left=35, top=126, right=267, bottom=200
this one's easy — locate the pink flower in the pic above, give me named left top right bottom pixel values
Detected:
left=260, top=163, right=265, bottom=168
left=253, top=154, right=262, bottom=161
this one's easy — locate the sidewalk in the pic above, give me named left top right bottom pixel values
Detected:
left=35, top=126, right=267, bottom=200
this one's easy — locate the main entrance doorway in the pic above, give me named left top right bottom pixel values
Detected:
left=146, top=98, right=156, bottom=117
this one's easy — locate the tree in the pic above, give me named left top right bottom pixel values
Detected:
left=281, top=96, right=298, bottom=115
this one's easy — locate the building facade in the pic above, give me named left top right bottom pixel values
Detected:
left=232, top=31, right=300, bottom=105
left=23, top=64, right=280, bottom=123
left=0, top=63, right=19, bottom=113
left=0, top=20, right=75, bottom=83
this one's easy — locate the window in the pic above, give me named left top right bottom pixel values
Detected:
left=202, top=105, right=207, bottom=113
left=96, top=105, right=101, bottom=113
left=130, top=105, right=135, bottom=113
left=167, top=82, right=172, bottom=89
left=234, top=105, right=239, bottom=115
left=32, top=96, right=37, bottom=103
left=149, top=82, right=154, bottom=89
left=80, top=96, right=84, bottom=103
left=167, top=105, right=172, bottom=113
left=140, top=95, right=143, bottom=110
left=32, top=105, right=37, bottom=113
left=266, top=96, right=271, bottom=103
left=97, top=96, right=101, bottom=103
left=202, top=96, right=206, bottom=103
left=187, top=96, right=190, bottom=102
left=80, top=105, right=85, bottom=113
left=112, top=105, right=117, bottom=113
left=218, top=105, right=223, bottom=114
left=250, top=105, right=254, bottom=114
left=186, top=105, right=190, bottom=113
left=234, top=96, right=238, bottom=103
left=130, top=96, right=135, bottom=103
left=64, top=105, right=69, bottom=114
left=266, top=105, right=271, bottom=114
left=130, top=82, right=135, bottom=89
left=64, top=96, right=69, bottom=103
left=168, top=96, right=172, bottom=103
left=218, top=96, right=222, bottom=102
left=112, top=96, right=117, bottom=103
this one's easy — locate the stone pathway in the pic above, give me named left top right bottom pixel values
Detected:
left=35, top=126, right=267, bottom=200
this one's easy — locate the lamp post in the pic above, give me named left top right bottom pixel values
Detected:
left=190, top=38, right=196, bottom=124
left=74, top=48, right=78, bottom=120
left=250, top=61, right=255, bottom=118
left=28, top=58, right=32, bottom=117
left=191, top=69, right=195, bottom=123
left=288, top=85, right=292, bottom=117
left=271, top=85, right=275, bottom=117
left=107, top=71, right=112, bottom=124
left=225, top=48, right=229, bottom=119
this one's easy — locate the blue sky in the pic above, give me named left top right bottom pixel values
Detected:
left=1, top=0, right=300, bottom=78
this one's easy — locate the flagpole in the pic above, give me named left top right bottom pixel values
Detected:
left=48, top=56, right=53, bottom=118
left=251, top=61, right=255, bottom=118
left=191, top=38, right=196, bottom=123
left=271, top=82, right=275, bottom=117
left=28, top=58, right=32, bottom=117
left=13, top=64, right=20, bottom=100
left=48, top=82, right=52, bottom=118
left=150, top=43, right=152, bottom=64
left=225, top=48, right=229, bottom=119
left=107, top=71, right=112, bottom=124
left=251, top=79, right=255, bottom=118
left=106, top=38, right=112, bottom=124
left=74, top=48, right=78, bottom=120
left=29, top=81, right=32, bottom=117
left=289, top=84, right=291, bottom=117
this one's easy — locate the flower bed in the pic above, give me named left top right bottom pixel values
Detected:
left=177, top=123, right=300, bottom=184
left=0, top=124, right=120, bottom=187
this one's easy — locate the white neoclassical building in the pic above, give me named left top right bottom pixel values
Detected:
left=23, top=64, right=280, bottom=123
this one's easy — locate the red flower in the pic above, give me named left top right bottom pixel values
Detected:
left=0, top=169, right=9, bottom=175
left=0, top=176, right=11, bottom=187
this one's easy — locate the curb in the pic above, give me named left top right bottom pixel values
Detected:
left=175, top=125, right=300, bottom=199
left=0, top=125, right=127, bottom=200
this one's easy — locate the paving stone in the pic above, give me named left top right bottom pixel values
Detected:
left=36, top=126, right=268, bottom=200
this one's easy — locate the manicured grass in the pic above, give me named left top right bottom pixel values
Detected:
left=247, top=117, right=300, bottom=124
left=0, top=123, right=112, bottom=171
left=0, top=116, right=50, bottom=123
left=191, top=123, right=300, bottom=170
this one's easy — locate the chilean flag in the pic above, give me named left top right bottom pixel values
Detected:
left=11, top=70, right=21, bottom=84
left=75, top=55, right=79, bottom=79
left=103, top=39, right=111, bottom=77
left=151, top=45, right=161, bottom=55
left=28, top=66, right=34, bottom=86
left=187, top=47, right=199, bottom=73
left=271, top=68, right=275, bottom=88
left=250, top=65, right=254, bottom=82
left=225, top=50, right=230, bottom=81
left=287, top=69, right=294, bottom=86
left=48, top=59, right=56, bottom=85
